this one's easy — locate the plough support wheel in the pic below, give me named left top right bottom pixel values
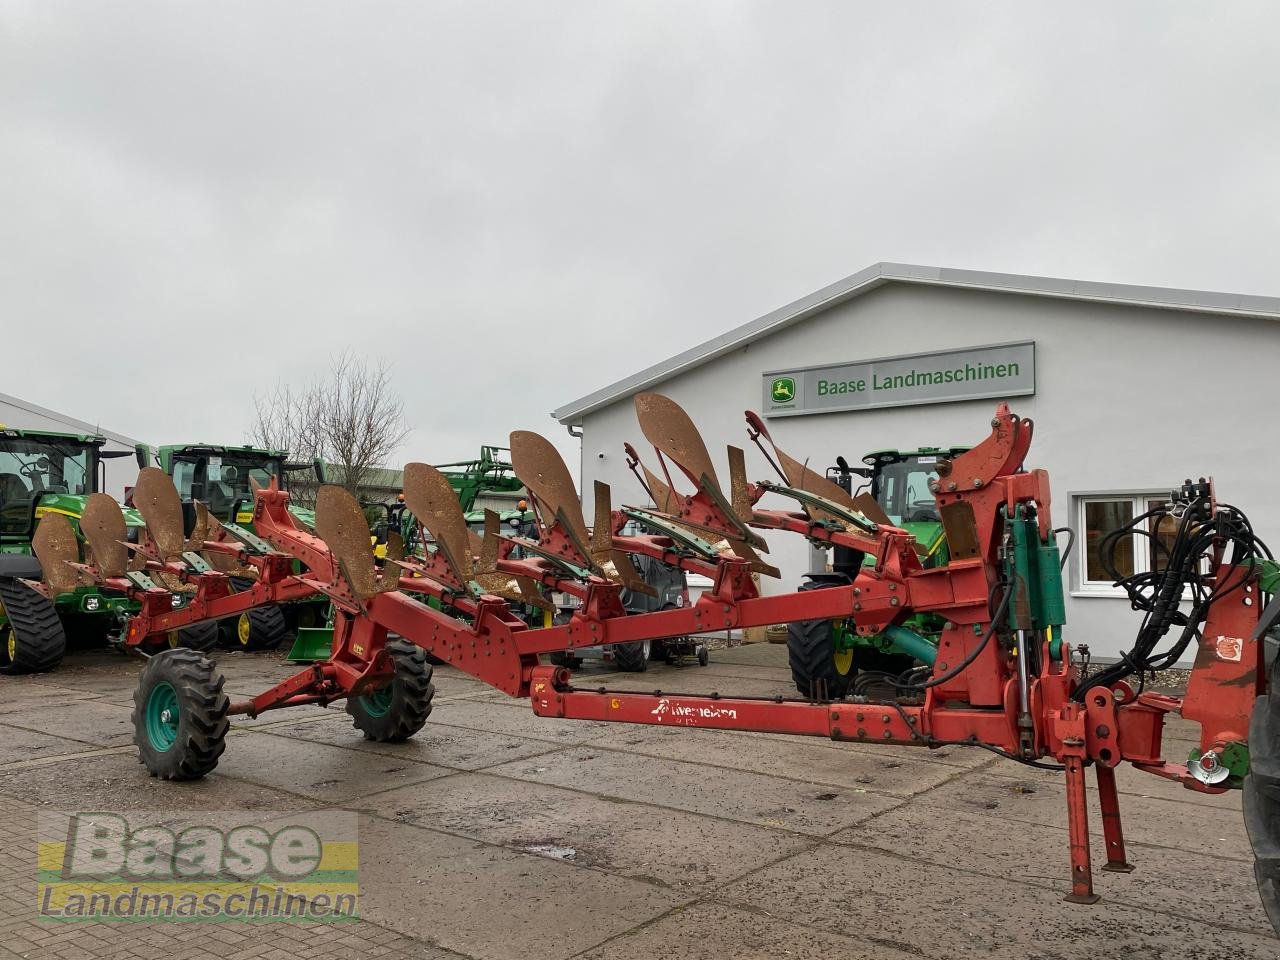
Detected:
left=131, top=649, right=229, bottom=780
left=346, top=638, right=435, bottom=742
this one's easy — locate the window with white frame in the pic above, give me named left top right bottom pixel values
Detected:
left=1075, top=493, right=1182, bottom=593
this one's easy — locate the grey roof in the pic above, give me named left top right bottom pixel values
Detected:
left=0, top=390, right=142, bottom=447
left=552, top=261, right=1280, bottom=424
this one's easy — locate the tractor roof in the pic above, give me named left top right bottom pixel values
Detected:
left=861, top=446, right=971, bottom=466
left=161, top=443, right=287, bottom=458
left=0, top=425, right=107, bottom=446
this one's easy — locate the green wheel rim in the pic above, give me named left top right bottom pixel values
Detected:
left=145, top=681, right=181, bottom=752
left=360, top=684, right=394, bottom=717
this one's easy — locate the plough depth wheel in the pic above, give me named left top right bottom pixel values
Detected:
left=131, top=649, right=229, bottom=780
left=346, top=638, right=435, bottom=742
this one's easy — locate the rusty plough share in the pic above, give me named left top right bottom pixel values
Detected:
left=26, top=395, right=1280, bottom=930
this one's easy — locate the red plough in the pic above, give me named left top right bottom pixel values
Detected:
left=29, top=395, right=1279, bottom=931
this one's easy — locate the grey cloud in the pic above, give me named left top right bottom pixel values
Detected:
left=2, top=1, right=1276, bottom=467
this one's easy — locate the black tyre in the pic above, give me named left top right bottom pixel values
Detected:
left=0, top=576, right=67, bottom=674
left=697, top=645, right=709, bottom=667
left=1245, top=637, right=1280, bottom=935
left=788, top=615, right=854, bottom=699
left=131, top=648, right=229, bottom=780
left=225, top=605, right=289, bottom=651
left=612, top=640, right=649, bottom=673
left=167, top=619, right=221, bottom=652
left=346, top=638, right=435, bottom=742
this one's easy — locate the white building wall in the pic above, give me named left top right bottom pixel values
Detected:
left=0, top=393, right=140, bottom=499
left=574, top=283, right=1278, bottom=662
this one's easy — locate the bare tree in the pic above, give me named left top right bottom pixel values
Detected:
left=250, top=351, right=409, bottom=506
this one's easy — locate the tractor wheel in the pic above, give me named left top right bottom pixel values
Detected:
left=131, top=648, right=229, bottom=780
left=787, top=615, right=854, bottom=699
left=0, top=576, right=67, bottom=675
left=346, top=638, right=435, bottom=742
left=227, top=605, right=289, bottom=652
left=1245, top=633, right=1280, bottom=935
left=612, top=640, right=650, bottom=673
left=166, top=620, right=221, bottom=652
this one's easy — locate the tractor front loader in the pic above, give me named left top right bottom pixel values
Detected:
left=29, top=396, right=1280, bottom=934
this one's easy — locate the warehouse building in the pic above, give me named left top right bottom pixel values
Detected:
left=0, top=391, right=140, bottom=499
left=553, top=263, right=1280, bottom=661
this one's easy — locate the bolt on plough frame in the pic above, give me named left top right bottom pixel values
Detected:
left=24, top=395, right=1280, bottom=932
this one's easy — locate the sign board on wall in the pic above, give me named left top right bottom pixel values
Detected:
left=762, top=341, right=1035, bottom=417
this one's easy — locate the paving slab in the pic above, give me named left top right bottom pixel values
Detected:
left=484, top=746, right=904, bottom=836
left=716, top=843, right=1279, bottom=959
left=983, top=753, right=1243, bottom=810
left=251, top=713, right=560, bottom=771
left=212, top=729, right=456, bottom=802
left=355, top=814, right=687, bottom=960
left=575, top=901, right=923, bottom=960
left=707, top=643, right=791, bottom=666
left=0, top=679, right=104, bottom=712
left=579, top=722, right=985, bottom=798
left=429, top=697, right=615, bottom=743
left=366, top=772, right=814, bottom=891
left=0, top=697, right=135, bottom=747
left=0, top=752, right=309, bottom=812
left=912, top=767, right=1254, bottom=861
left=830, top=799, right=1274, bottom=936
left=0, top=721, right=101, bottom=764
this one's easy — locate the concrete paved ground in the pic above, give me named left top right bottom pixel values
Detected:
left=0, top=641, right=1275, bottom=959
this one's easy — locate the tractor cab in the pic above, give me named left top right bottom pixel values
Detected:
left=0, top=427, right=143, bottom=673
left=0, top=427, right=132, bottom=544
left=831, top=446, right=970, bottom=569
left=156, top=445, right=287, bottom=524
left=147, top=444, right=325, bottom=527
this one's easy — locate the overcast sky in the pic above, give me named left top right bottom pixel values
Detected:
left=3, top=2, right=1277, bottom=467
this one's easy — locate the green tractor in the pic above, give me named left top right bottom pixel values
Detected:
left=142, top=443, right=327, bottom=651
left=787, top=445, right=968, bottom=698
left=0, top=427, right=219, bottom=673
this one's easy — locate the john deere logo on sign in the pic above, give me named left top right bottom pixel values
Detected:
left=770, top=377, right=796, bottom=404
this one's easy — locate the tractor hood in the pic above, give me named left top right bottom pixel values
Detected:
left=288, top=504, right=317, bottom=532
left=36, top=494, right=146, bottom=531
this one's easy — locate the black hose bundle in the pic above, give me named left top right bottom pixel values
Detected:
left=1074, top=492, right=1273, bottom=700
